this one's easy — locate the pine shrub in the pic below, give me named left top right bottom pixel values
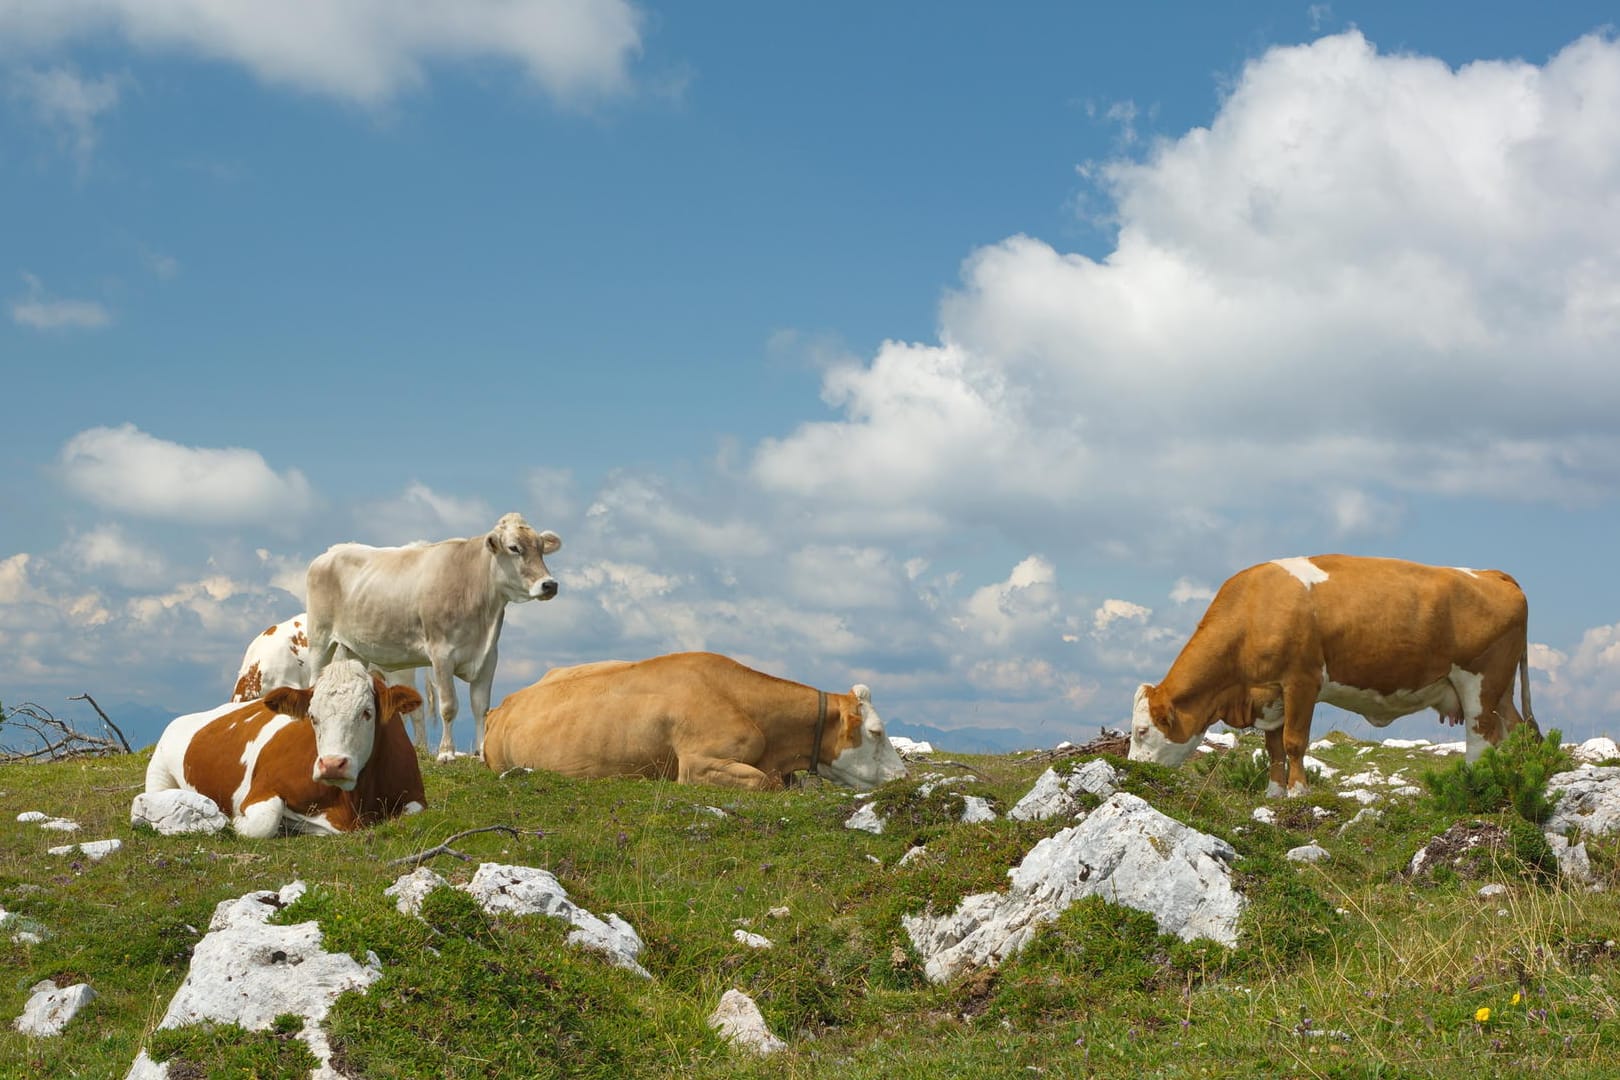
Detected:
left=1422, top=725, right=1571, bottom=824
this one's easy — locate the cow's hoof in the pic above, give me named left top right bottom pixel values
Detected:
left=1266, top=780, right=1287, bottom=798
left=435, top=751, right=457, bottom=764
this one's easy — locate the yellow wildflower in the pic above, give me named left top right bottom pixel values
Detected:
left=1510, top=992, right=1522, bottom=1006
left=1475, top=1007, right=1492, bottom=1023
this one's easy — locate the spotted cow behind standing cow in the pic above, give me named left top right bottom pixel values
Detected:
left=231, top=611, right=437, bottom=752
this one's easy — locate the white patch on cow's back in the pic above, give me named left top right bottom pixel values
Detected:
left=1452, top=567, right=1479, bottom=578
left=1270, top=557, right=1328, bottom=587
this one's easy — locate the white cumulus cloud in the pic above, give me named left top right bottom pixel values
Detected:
left=0, top=0, right=645, bottom=107
left=58, top=424, right=315, bottom=526
left=752, top=31, right=1620, bottom=566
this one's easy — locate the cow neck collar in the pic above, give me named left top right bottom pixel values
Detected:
left=808, top=690, right=828, bottom=777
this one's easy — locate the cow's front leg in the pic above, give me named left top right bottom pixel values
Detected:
left=1281, top=678, right=1318, bottom=797
left=1264, top=727, right=1288, bottom=798
left=234, top=796, right=286, bottom=840
left=430, top=659, right=460, bottom=764
left=678, top=755, right=777, bottom=790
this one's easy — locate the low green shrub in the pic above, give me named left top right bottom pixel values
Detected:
left=1422, top=725, right=1571, bottom=824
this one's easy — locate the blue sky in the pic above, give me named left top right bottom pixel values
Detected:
left=5, top=2, right=1620, bottom=753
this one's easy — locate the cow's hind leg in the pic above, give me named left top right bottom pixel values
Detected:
left=468, top=647, right=498, bottom=761
left=1456, top=635, right=1526, bottom=763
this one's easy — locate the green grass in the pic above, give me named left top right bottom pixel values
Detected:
left=4, top=737, right=1620, bottom=1077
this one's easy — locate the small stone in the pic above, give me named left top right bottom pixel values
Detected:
left=1286, top=842, right=1331, bottom=863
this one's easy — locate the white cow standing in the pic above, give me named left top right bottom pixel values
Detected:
left=305, top=512, right=562, bottom=762
left=230, top=612, right=438, bottom=753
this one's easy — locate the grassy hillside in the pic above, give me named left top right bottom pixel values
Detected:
left=5, top=736, right=1620, bottom=1078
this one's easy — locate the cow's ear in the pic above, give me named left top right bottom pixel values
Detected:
left=842, top=704, right=863, bottom=745
left=380, top=684, right=424, bottom=724
left=538, top=530, right=562, bottom=555
left=486, top=532, right=500, bottom=553
left=263, top=686, right=314, bottom=720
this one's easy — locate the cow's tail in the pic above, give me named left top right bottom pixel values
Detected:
left=1518, top=643, right=1542, bottom=741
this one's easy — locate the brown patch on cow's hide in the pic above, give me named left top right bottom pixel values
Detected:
left=288, top=630, right=308, bottom=652
left=259, top=623, right=278, bottom=636
left=233, top=662, right=264, bottom=701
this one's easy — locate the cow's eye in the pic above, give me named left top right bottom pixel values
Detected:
left=508, top=544, right=521, bottom=554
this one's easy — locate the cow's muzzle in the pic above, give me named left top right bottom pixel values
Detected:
left=530, top=578, right=559, bottom=600
left=313, top=755, right=357, bottom=789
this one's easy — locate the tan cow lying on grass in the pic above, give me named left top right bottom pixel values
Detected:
left=1130, top=554, right=1539, bottom=797
left=482, top=651, right=909, bottom=790
left=145, top=659, right=426, bottom=837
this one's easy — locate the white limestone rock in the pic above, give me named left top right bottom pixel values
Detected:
left=1568, top=737, right=1620, bottom=765
left=890, top=736, right=935, bottom=758
left=15, top=811, right=47, bottom=823
left=902, top=792, right=1245, bottom=983
left=960, top=795, right=997, bottom=824
left=1008, top=761, right=1120, bottom=822
left=1204, top=732, right=1237, bottom=749
left=14, top=980, right=96, bottom=1037
left=1302, top=755, right=1338, bottom=778
left=732, top=929, right=772, bottom=949
left=1546, top=834, right=1593, bottom=885
left=1250, top=806, right=1277, bottom=825
left=127, top=881, right=376, bottom=1080
left=383, top=867, right=449, bottom=915
left=48, top=838, right=123, bottom=861
left=1338, top=808, right=1383, bottom=835
left=1338, top=789, right=1380, bottom=805
left=461, top=863, right=649, bottom=978
left=130, top=790, right=229, bottom=836
left=1286, top=842, right=1331, bottom=863
left=844, top=803, right=885, bottom=834
left=1545, top=766, right=1620, bottom=838
left=708, top=989, right=786, bottom=1055
left=897, top=845, right=930, bottom=867
left=1382, top=738, right=1433, bottom=749
left=38, top=818, right=80, bottom=832
left=1477, top=883, right=1508, bottom=899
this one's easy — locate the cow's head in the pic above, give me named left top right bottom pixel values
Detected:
left=820, top=685, right=909, bottom=790
left=485, top=512, right=562, bottom=603
left=263, top=660, right=424, bottom=789
left=1127, top=683, right=1202, bottom=768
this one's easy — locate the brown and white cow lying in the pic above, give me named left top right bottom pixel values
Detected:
left=1130, top=555, right=1539, bottom=797
left=482, top=651, right=909, bottom=790
left=145, top=659, right=426, bottom=837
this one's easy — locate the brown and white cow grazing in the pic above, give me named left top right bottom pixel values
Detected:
left=146, top=659, right=426, bottom=837
left=305, top=513, right=561, bottom=763
left=231, top=611, right=437, bottom=752
left=482, top=651, right=910, bottom=791
left=1130, top=555, right=1539, bottom=797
